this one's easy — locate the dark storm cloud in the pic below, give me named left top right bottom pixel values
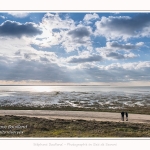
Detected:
left=0, top=20, right=42, bottom=38
left=68, top=55, right=103, bottom=63
left=68, top=27, right=91, bottom=38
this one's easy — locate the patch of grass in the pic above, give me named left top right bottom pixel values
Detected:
left=0, top=115, right=150, bottom=137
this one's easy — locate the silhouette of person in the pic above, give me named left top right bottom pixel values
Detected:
left=121, top=112, right=124, bottom=121
left=125, top=112, right=128, bottom=121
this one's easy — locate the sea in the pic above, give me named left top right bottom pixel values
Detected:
left=0, top=86, right=150, bottom=108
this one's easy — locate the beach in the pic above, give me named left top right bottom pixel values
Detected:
left=1, top=86, right=150, bottom=137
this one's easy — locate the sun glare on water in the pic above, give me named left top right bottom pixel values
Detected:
left=31, top=86, right=52, bottom=92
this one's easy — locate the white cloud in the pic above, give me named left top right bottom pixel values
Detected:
left=96, top=41, right=143, bottom=53
left=106, top=41, right=143, bottom=50
left=136, top=42, right=144, bottom=46
left=35, top=13, right=93, bottom=52
left=0, top=12, right=150, bottom=84
left=99, top=51, right=137, bottom=60
left=84, top=13, right=99, bottom=21
left=15, top=49, right=58, bottom=63
left=96, top=41, right=141, bottom=60
left=7, top=12, right=29, bottom=18
left=0, top=15, right=6, bottom=19
left=68, top=26, right=91, bottom=38
left=0, top=36, right=59, bottom=65
left=67, top=54, right=102, bottom=63
left=0, top=20, right=42, bottom=38
left=41, top=13, right=75, bottom=31
left=124, top=52, right=138, bottom=58
left=33, top=13, right=76, bottom=49
left=104, top=61, right=150, bottom=70
left=83, top=13, right=99, bottom=24
left=95, top=14, right=150, bottom=40
left=0, top=56, right=69, bottom=82
left=0, top=37, right=32, bottom=55
left=62, top=25, right=93, bottom=52
left=1, top=50, right=150, bottom=82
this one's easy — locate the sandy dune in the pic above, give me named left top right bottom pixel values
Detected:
left=0, top=110, right=150, bottom=124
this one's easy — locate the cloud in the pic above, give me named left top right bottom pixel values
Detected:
left=0, top=53, right=150, bottom=83
left=15, top=49, right=58, bottom=63
left=95, top=13, right=150, bottom=40
left=69, top=61, right=150, bottom=82
left=83, top=13, right=99, bottom=24
left=0, top=20, right=42, bottom=38
left=0, top=15, right=6, bottom=19
left=122, top=61, right=150, bottom=70
left=7, top=12, right=29, bottom=18
left=83, top=13, right=99, bottom=21
left=61, top=37, right=92, bottom=52
left=27, top=13, right=94, bottom=53
left=36, top=13, right=94, bottom=52
left=96, top=41, right=142, bottom=60
left=100, top=61, right=150, bottom=82
left=41, top=13, right=75, bottom=30
left=124, top=53, right=137, bottom=58
left=60, top=26, right=93, bottom=52
left=0, top=37, right=38, bottom=56
left=23, top=53, right=37, bottom=60
left=67, top=54, right=103, bottom=63
left=106, top=41, right=144, bottom=50
left=68, top=27, right=91, bottom=38
left=34, top=13, right=76, bottom=50
left=97, top=50, right=137, bottom=60
left=97, top=41, right=143, bottom=52
left=106, top=52, right=125, bottom=59
left=40, top=57, right=49, bottom=62
left=0, top=55, right=71, bottom=82
left=0, top=12, right=150, bottom=84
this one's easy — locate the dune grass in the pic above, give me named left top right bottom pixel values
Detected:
left=0, top=115, right=150, bottom=137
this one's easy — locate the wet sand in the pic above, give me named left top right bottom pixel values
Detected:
left=0, top=110, right=150, bottom=124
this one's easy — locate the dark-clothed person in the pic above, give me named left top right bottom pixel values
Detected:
left=121, top=112, right=124, bottom=121
left=125, top=112, right=128, bottom=121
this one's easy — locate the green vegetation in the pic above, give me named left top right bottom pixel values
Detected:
left=0, top=115, right=150, bottom=137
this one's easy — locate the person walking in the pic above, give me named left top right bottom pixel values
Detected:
left=125, top=112, right=128, bottom=121
left=121, top=112, right=124, bottom=121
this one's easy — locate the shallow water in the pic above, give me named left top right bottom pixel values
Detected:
left=0, top=86, right=150, bottom=108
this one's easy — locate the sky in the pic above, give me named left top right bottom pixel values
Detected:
left=0, top=12, right=150, bottom=86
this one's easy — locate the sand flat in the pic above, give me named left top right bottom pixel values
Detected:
left=0, top=110, right=150, bottom=124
